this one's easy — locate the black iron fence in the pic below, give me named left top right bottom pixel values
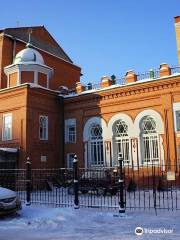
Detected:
left=0, top=161, right=179, bottom=212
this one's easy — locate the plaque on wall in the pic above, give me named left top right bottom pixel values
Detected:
left=167, top=171, right=176, bottom=181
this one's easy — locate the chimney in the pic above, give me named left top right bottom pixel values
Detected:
left=125, top=70, right=137, bottom=84
left=100, top=76, right=112, bottom=88
left=76, top=82, right=85, bottom=94
left=174, top=16, right=180, bottom=65
left=159, top=63, right=171, bottom=77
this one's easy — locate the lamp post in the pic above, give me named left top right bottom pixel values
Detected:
left=118, top=152, right=125, bottom=215
left=26, top=157, right=31, bottom=206
left=73, top=155, right=79, bottom=209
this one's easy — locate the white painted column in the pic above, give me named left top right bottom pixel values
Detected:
left=131, top=138, right=138, bottom=169
left=34, top=71, right=38, bottom=84
left=17, top=70, right=21, bottom=85
left=105, top=140, right=111, bottom=167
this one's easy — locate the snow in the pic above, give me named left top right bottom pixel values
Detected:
left=0, top=147, right=18, bottom=153
left=0, top=187, right=16, bottom=199
left=65, top=73, right=180, bottom=99
left=0, top=205, right=179, bottom=240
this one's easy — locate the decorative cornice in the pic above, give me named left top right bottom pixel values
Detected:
left=65, top=76, right=180, bottom=105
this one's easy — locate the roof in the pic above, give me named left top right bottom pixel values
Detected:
left=14, top=46, right=45, bottom=65
left=0, top=26, right=73, bottom=64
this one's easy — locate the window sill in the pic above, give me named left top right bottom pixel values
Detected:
left=2, top=138, right=13, bottom=142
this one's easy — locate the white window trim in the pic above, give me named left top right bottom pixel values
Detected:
left=67, top=153, right=75, bottom=168
left=65, top=119, right=76, bottom=143
left=173, top=102, right=180, bottom=132
left=2, top=113, right=12, bottom=141
left=41, top=155, right=47, bottom=162
left=67, top=125, right=76, bottom=143
left=39, top=115, right=48, bottom=140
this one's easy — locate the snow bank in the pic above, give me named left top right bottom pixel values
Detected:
left=0, top=205, right=179, bottom=240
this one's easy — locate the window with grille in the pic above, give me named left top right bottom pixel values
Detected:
left=3, top=114, right=12, bottom=141
left=175, top=110, right=180, bottom=131
left=89, top=124, right=104, bottom=166
left=113, top=120, right=131, bottom=165
left=39, top=116, right=48, bottom=140
left=141, top=116, right=159, bottom=164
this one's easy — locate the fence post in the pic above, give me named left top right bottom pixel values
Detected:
left=118, top=152, right=125, bottom=215
left=26, top=157, right=31, bottom=206
left=73, top=155, right=79, bottom=209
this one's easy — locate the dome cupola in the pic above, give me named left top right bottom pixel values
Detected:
left=4, top=44, right=53, bottom=89
left=13, top=45, right=44, bottom=65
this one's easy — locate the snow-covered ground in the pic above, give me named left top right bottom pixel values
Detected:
left=0, top=205, right=179, bottom=240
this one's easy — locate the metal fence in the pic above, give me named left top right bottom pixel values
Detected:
left=0, top=161, right=179, bottom=212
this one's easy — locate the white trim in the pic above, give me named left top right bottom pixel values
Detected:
left=108, top=113, right=134, bottom=137
left=39, top=115, right=48, bottom=140
left=7, top=74, right=10, bottom=88
left=41, top=155, right=47, bottom=162
left=17, top=70, right=21, bottom=85
left=173, top=102, right=180, bottom=132
left=34, top=71, right=38, bottom=84
left=67, top=153, right=75, bottom=168
left=4, top=63, right=53, bottom=74
left=83, top=117, right=108, bottom=142
left=65, top=119, right=76, bottom=143
left=134, top=109, right=164, bottom=136
left=2, top=113, right=12, bottom=141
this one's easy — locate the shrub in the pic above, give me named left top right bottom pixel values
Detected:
left=127, top=179, right=137, bottom=192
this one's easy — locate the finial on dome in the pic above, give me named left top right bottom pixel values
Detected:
left=26, top=28, right=33, bottom=48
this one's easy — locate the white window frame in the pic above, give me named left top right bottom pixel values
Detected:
left=173, top=102, right=180, bottom=132
left=67, top=125, right=76, bottom=143
left=140, top=116, right=160, bottom=165
left=88, top=124, right=105, bottom=167
left=41, top=155, right=47, bottom=162
left=39, top=115, right=48, bottom=140
left=2, top=113, right=12, bottom=141
left=112, top=119, right=131, bottom=166
left=67, top=153, right=75, bottom=168
left=65, top=119, right=76, bottom=143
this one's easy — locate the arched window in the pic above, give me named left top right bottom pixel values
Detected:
left=140, top=116, right=159, bottom=164
left=113, top=120, right=131, bottom=165
left=89, top=124, right=104, bottom=166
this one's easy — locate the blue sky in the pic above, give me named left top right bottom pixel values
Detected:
left=0, top=0, right=180, bottom=83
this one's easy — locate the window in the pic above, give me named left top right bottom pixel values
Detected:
left=3, top=114, right=12, bottom=141
left=67, top=153, right=75, bottom=168
left=41, top=155, right=47, bottom=162
left=113, top=120, right=131, bottom=165
left=68, top=125, right=76, bottom=143
left=65, top=119, right=76, bottom=143
left=89, top=124, right=104, bottom=166
left=175, top=111, right=180, bottom=131
left=39, top=116, right=48, bottom=140
left=140, top=116, right=159, bottom=164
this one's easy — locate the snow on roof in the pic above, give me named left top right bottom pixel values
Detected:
left=0, top=148, right=18, bottom=153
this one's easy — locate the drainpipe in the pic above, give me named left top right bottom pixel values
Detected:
left=59, top=95, right=64, bottom=167
left=12, top=37, right=16, bottom=62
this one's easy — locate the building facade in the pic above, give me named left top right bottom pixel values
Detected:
left=0, top=26, right=81, bottom=168
left=0, top=18, right=180, bottom=170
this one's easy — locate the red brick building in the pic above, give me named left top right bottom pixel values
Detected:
left=0, top=26, right=81, bottom=168
left=0, top=17, right=180, bottom=171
